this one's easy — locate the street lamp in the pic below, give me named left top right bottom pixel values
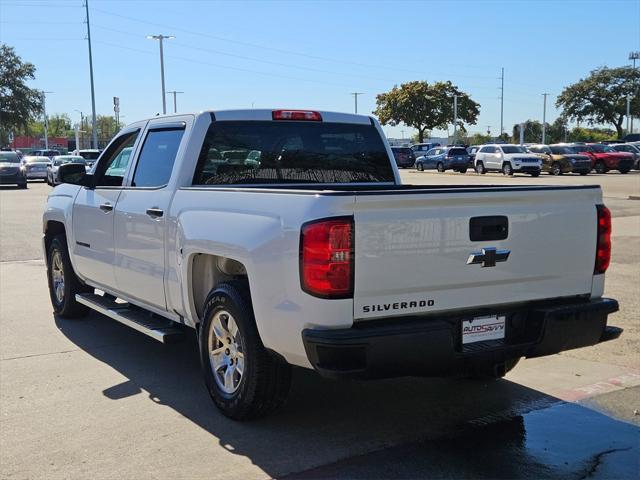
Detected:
left=41, top=91, right=53, bottom=149
left=147, top=34, right=175, bottom=114
left=541, top=93, right=549, bottom=144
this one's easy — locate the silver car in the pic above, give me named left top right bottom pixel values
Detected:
left=21, top=155, right=51, bottom=181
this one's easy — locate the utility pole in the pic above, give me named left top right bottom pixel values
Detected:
left=627, top=96, right=631, bottom=134
left=166, top=90, right=184, bottom=113
left=41, top=91, right=53, bottom=149
left=147, top=34, right=175, bottom=114
left=453, top=95, right=458, bottom=144
left=113, top=96, right=120, bottom=131
left=351, top=92, right=363, bottom=114
left=486, top=125, right=491, bottom=136
left=629, top=52, right=639, bottom=133
left=500, top=67, right=504, bottom=136
left=84, top=0, right=98, bottom=149
left=541, top=93, right=549, bottom=144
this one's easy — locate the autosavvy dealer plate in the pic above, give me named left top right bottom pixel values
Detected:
left=462, top=315, right=506, bottom=344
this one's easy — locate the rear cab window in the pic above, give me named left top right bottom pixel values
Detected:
left=192, top=121, right=394, bottom=185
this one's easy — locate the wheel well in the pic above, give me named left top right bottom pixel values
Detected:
left=190, top=254, right=249, bottom=325
left=44, top=221, right=65, bottom=253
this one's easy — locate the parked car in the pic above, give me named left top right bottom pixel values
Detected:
left=411, top=142, right=440, bottom=159
left=474, top=144, right=541, bottom=176
left=21, top=155, right=50, bottom=181
left=415, top=146, right=470, bottom=173
left=609, top=143, right=640, bottom=170
left=74, top=149, right=101, bottom=168
left=467, top=145, right=480, bottom=166
left=571, top=144, right=634, bottom=174
left=0, top=151, right=27, bottom=188
left=47, top=156, right=87, bottom=185
left=44, top=109, right=620, bottom=420
left=528, top=144, right=591, bottom=175
left=623, top=133, right=640, bottom=142
left=30, top=149, right=60, bottom=160
left=390, top=146, right=416, bottom=168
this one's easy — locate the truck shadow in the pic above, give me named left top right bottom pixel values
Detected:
left=55, top=312, right=639, bottom=479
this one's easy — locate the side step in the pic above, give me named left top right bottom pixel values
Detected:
left=76, top=293, right=184, bottom=344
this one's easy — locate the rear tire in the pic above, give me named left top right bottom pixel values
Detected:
left=46, top=234, right=90, bottom=318
left=199, top=281, right=292, bottom=420
left=475, top=162, right=486, bottom=174
left=416, top=163, right=424, bottom=172
left=459, top=168, right=468, bottom=174
left=437, top=162, right=445, bottom=173
left=502, top=163, right=514, bottom=176
left=619, top=168, right=630, bottom=174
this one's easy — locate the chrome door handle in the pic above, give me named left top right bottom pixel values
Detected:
left=99, top=203, right=113, bottom=212
left=146, top=207, right=164, bottom=218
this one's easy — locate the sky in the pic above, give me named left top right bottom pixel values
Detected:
left=1, top=0, right=639, bottom=139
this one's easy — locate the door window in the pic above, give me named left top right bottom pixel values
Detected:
left=132, top=128, right=185, bottom=188
left=93, top=130, right=140, bottom=187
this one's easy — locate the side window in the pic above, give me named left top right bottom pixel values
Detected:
left=425, top=149, right=436, bottom=156
left=94, top=130, right=140, bottom=187
left=132, top=128, right=185, bottom=188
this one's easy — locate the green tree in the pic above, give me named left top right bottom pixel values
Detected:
left=0, top=44, right=43, bottom=145
left=512, top=120, right=543, bottom=143
left=47, top=113, right=73, bottom=137
left=546, top=117, right=569, bottom=144
left=374, top=80, right=480, bottom=143
left=567, top=127, right=617, bottom=143
left=556, top=66, right=640, bottom=139
left=467, top=133, right=492, bottom=145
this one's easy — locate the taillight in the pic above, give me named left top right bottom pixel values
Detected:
left=595, top=204, right=611, bottom=274
left=272, top=110, right=322, bottom=121
left=300, top=217, right=353, bottom=298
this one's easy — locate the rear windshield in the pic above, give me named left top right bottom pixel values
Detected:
left=192, top=121, right=394, bottom=185
left=447, top=148, right=468, bottom=156
left=79, top=151, right=101, bottom=160
left=391, top=148, right=412, bottom=154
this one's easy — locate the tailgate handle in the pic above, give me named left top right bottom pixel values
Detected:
left=470, top=216, right=508, bottom=241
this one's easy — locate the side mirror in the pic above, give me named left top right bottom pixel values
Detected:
left=57, top=162, right=93, bottom=187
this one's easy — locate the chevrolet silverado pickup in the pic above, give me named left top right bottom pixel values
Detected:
left=43, top=109, right=621, bottom=420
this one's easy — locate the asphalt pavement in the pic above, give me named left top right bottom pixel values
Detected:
left=0, top=174, right=638, bottom=479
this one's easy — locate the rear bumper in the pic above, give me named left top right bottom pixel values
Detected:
left=0, top=173, right=25, bottom=184
left=302, top=298, right=620, bottom=380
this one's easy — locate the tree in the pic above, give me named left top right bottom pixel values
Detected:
left=556, top=66, right=640, bottom=139
left=47, top=113, right=73, bottom=137
left=374, top=80, right=480, bottom=143
left=0, top=44, right=43, bottom=145
left=512, top=120, right=543, bottom=143
left=546, top=117, right=568, bottom=144
left=467, top=133, right=492, bottom=145
left=567, top=127, right=616, bottom=143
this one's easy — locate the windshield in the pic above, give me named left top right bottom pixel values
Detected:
left=589, top=144, right=613, bottom=153
left=0, top=152, right=20, bottom=163
left=392, top=148, right=412, bottom=154
left=501, top=145, right=527, bottom=154
left=193, top=121, right=395, bottom=185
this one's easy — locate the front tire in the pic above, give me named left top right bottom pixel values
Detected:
left=416, top=163, right=424, bottom=172
left=551, top=163, right=562, bottom=176
left=46, top=234, right=90, bottom=318
left=502, top=163, right=514, bottom=176
left=459, top=168, right=468, bottom=174
left=594, top=161, right=607, bottom=174
left=199, top=281, right=292, bottom=420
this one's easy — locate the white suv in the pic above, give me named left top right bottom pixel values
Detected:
left=475, top=144, right=541, bottom=176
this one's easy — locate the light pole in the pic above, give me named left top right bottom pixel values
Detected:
left=629, top=52, right=639, bottom=133
left=166, top=90, right=184, bottom=113
left=84, top=0, right=98, bottom=149
left=541, top=93, right=549, bottom=144
left=41, top=91, right=53, bottom=149
left=74, top=110, right=84, bottom=150
left=147, top=34, right=175, bottom=114
left=351, top=92, right=363, bottom=114
left=500, top=67, right=504, bottom=136
left=453, top=95, right=458, bottom=144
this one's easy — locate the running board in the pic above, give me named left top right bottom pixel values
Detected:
left=76, top=293, right=184, bottom=344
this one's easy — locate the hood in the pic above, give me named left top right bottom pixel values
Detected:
left=554, top=154, right=590, bottom=161
left=503, top=153, right=541, bottom=161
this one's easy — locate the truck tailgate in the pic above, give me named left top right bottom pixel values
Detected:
left=353, top=186, right=601, bottom=320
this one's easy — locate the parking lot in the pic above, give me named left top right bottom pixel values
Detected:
left=1, top=172, right=639, bottom=479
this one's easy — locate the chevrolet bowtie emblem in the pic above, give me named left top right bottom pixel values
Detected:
left=466, top=247, right=510, bottom=268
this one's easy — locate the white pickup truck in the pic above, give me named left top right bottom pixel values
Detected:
left=44, top=109, right=621, bottom=420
